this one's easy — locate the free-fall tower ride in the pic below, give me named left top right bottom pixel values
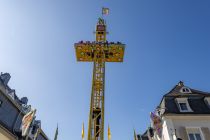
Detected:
left=75, top=17, right=125, bottom=140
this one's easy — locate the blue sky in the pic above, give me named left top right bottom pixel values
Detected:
left=0, top=0, right=210, bottom=140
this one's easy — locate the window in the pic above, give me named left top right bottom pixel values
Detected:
left=176, top=98, right=193, bottom=112
left=187, top=128, right=203, bottom=140
left=188, top=133, right=202, bottom=140
left=180, top=87, right=192, bottom=93
left=179, top=103, right=188, bottom=111
left=183, top=88, right=189, bottom=92
left=204, top=97, right=210, bottom=108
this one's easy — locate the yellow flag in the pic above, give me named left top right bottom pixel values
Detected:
left=134, top=129, right=138, bottom=140
left=108, top=125, right=111, bottom=140
left=82, top=122, right=85, bottom=140
left=102, top=7, right=109, bottom=15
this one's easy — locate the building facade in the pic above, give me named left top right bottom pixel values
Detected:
left=139, top=81, right=210, bottom=140
left=0, top=73, right=49, bottom=140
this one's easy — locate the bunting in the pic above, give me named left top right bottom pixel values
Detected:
left=150, top=112, right=162, bottom=137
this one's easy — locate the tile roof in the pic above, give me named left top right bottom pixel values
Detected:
left=162, top=81, right=210, bottom=114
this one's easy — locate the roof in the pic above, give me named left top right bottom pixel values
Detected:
left=164, top=81, right=210, bottom=97
left=139, top=81, right=210, bottom=139
left=161, top=81, right=210, bottom=115
left=0, top=72, right=49, bottom=140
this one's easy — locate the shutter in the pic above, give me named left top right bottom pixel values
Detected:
left=179, top=127, right=188, bottom=140
left=201, top=127, right=210, bottom=140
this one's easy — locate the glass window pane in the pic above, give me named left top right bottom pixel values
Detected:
left=180, top=103, right=188, bottom=110
left=189, top=134, right=195, bottom=140
left=195, top=134, right=202, bottom=140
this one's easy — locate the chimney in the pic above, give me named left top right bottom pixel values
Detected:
left=0, top=73, right=11, bottom=85
left=178, top=81, right=184, bottom=87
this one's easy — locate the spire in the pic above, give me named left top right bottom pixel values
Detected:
left=134, top=129, right=137, bottom=140
left=82, top=122, right=85, bottom=140
left=0, top=73, right=11, bottom=85
left=108, top=124, right=111, bottom=140
left=54, top=124, right=58, bottom=140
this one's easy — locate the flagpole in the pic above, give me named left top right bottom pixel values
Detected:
left=101, top=7, right=104, bottom=18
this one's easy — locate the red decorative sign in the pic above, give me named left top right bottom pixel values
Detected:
left=22, top=109, right=36, bottom=136
left=97, top=25, right=105, bottom=31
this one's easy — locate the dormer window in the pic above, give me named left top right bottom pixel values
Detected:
left=204, top=97, right=210, bottom=108
left=176, top=98, right=193, bottom=112
left=180, top=87, right=192, bottom=93
left=182, top=88, right=189, bottom=92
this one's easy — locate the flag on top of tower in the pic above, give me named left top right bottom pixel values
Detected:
left=102, top=7, right=109, bottom=15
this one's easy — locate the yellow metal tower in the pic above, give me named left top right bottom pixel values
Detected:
left=75, top=17, right=125, bottom=140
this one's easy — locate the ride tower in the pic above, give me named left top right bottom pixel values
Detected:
left=75, top=17, right=125, bottom=140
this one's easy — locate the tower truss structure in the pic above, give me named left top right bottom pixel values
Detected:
left=75, top=18, right=125, bottom=140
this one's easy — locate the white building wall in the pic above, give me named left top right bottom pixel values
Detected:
left=161, top=117, right=176, bottom=140
left=0, top=126, right=16, bottom=140
left=165, top=115, right=210, bottom=140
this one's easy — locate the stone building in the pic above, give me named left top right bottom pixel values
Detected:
left=0, top=73, right=49, bottom=140
left=139, top=81, right=210, bottom=140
